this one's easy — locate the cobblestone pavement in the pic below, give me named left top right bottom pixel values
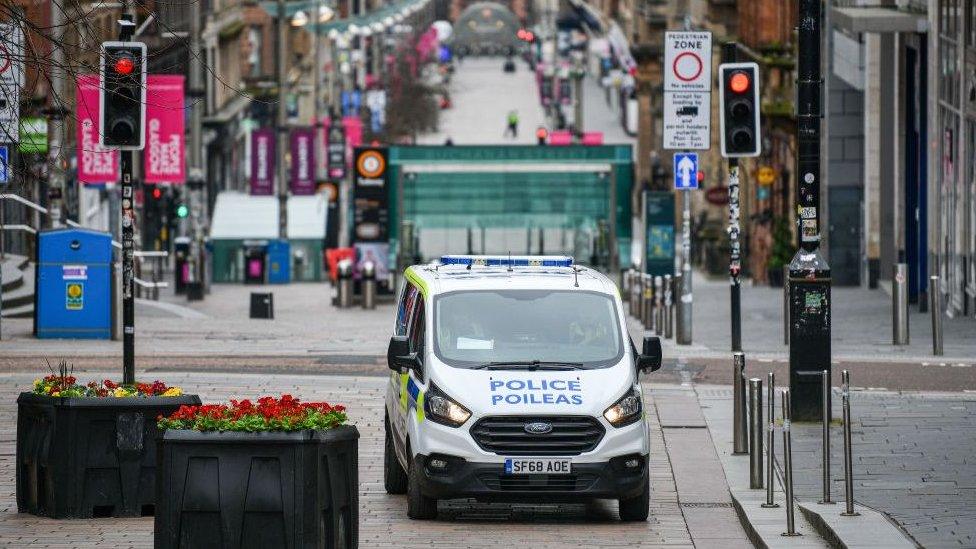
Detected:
left=0, top=371, right=749, bottom=548
left=697, top=385, right=976, bottom=548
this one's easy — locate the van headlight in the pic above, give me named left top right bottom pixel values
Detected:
left=425, top=384, right=471, bottom=427
left=603, top=388, right=642, bottom=427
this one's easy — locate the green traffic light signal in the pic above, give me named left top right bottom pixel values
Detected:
left=176, top=204, right=189, bottom=218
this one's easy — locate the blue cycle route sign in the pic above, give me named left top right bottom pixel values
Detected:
left=673, top=152, right=698, bottom=190
left=0, top=145, right=9, bottom=185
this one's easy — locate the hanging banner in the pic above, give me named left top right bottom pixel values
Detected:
left=144, top=74, right=185, bottom=183
left=289, top=126, right=315, bottom=195
left=76, top=75, right=119, bottom=182
left=326, top=122, right=346, bottom=181
left=250, top=128, right=275, bottom=195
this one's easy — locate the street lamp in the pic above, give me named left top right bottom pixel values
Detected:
left=291, top=9, right=309, bottom=27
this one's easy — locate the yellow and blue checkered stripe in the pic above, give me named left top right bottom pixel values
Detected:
left=398, top=372, right=425, bottom=422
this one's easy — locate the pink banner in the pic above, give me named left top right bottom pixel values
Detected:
left=143, top=75, right=185, bottom=183
left=289, top=126, right=316, bottom=195
left=342, top=116, right=363, bottom=173
left=76, top=75, right=119, bottom=183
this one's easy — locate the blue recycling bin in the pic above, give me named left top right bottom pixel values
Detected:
left=35, top=228, right=113, bottom=339
left=267, top=239, right=291, bottom=284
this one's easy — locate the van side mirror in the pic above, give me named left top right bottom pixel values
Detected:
left=637, top=336, right=662, bottom=373
left=387, top=335, right=419, bottom=372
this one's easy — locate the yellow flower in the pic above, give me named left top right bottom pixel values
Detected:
left=33, top=379, right=42, bottom=388
left=162, top=387, right=183, bottom=397
left=52, top=391, right=60, bottom=397
left=113, top=387, right=131, bottom=397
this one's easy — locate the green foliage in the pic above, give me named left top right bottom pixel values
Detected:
left=768, top=217, right=795, bottom=269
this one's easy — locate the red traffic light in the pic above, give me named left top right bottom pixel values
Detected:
left=151, top=187, right=162, bottom=200
left=517, top=29, right=527, bottom=40
left=535, top=127, right=548, bottom=139
left=525, top=31, right=534, bottom=42
left=729, top=72, right=750, bottom=93
left=113, top=56, right=135, bottom=75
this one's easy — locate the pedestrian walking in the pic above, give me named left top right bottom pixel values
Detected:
left=504, top=110, right=519, bottom=138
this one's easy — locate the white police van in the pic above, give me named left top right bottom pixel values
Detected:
left=384, top=255, right=662, bottom=520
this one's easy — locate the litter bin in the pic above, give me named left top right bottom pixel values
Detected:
left=267, top=240, right=291, bottom=284
left=35, top=228, right=113, bottom=339
left=243, top=244, right=267, bottom=284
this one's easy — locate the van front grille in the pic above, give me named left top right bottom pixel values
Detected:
left=469, top=416, right=605, bottom=456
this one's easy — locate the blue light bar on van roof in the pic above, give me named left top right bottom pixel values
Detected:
left=440, top=255, right=575, bottom=267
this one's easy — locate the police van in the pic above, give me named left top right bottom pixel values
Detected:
left=384, top=255, right=662, bottom=520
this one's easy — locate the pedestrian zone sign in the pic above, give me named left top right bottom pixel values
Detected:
left=673, top=153, right=698, bottom=190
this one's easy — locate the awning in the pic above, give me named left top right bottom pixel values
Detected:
left=210, top=191, right=328, bottom=240
left=260, top=0, right=430, bottom=36
left=831, top=7, right=928, bottom=34
left=202, top=93, right=252, bottom=126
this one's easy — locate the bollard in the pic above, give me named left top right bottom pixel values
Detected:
left=749, top=378, right=764, bottom=489
left=654, top=276, right=664, bottom=334
left=643, top=275, right=653, bottom=330
left=362, top=261, right=376, bottom=310
left=337, top=259, right=353, bottom=309
left=893, top=263, right=909, bottom=345
left=762, top=372, right=779, bottom=507
left=840, top=370, right=860, bottom=516
left=673, top=273, right=684, bottom=341
left=820, top=370, right=834, bottom=504
left=781, top=389, right=801, bottom=536
left=929, top=276, right=943, bottom=355
left=733, top=352, right=748, bottom=455
left=639, top=274, right=647, bottom=325
left=783, top=265, right=790, bottom=345
left=664, top=274, right=673, bottom=339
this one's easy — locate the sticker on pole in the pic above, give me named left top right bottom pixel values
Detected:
left=0, top=145, right=8, bottom=184
left=673, top=153, right=699, bottom=190
left=664, top=31, right=713, bottom=92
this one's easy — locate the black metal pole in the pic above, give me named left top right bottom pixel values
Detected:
left=119, top=19, right=135, bottom=385
left=788, top=0, right=832, bottom=421
left=724, top=42, right=742, bottom=352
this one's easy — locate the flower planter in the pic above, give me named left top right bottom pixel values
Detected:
left=154, top=426, right=360, bottom=549
left=16, top=392, right=202, bottom=518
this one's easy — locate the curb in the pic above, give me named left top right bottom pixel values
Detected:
left=797, top=501, right=918, bottom=549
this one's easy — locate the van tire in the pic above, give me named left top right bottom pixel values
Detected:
left=407, top=459, right=438, bottom=520
left=384, top=418, right=408, bottom=494
left=618, top=479, right=649, bottom=521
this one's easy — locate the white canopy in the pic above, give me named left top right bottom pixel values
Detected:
left=210, top=191, right=328, bottom=240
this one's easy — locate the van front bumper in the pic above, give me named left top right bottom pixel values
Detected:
left=415, top=453, right=648, bottom=502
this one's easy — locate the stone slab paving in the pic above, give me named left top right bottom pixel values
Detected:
left=698, top=384, right=976, bottom=548
left=0, top=371, right=741, bottom=548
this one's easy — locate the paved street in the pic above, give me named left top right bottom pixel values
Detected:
left=0, top=370, right=752, bottom=548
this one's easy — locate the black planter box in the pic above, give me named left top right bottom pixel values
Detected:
left=155, top=426, right=360, bottom=549
left=16, top=392, right=202, bottom=518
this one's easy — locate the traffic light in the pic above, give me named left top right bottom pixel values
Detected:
left=718, top=62, right=761, bottom=158
left=99, top=41, right=147, bottom=149
left=536, top=126, right=548, bottom=145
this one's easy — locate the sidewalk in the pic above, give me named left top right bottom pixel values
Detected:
left=650, top=271, right=976, bottom=363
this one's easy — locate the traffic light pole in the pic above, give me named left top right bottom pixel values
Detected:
left=118, top=20, right=136, bottom=385
left=724, top=43, right=743, bottom=353
left=788, top=0, right=832, bottom=421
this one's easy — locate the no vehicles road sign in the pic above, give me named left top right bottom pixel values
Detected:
left=673, top=153, right=699, bottom=190
left=664, top=31, right=713, bottom=92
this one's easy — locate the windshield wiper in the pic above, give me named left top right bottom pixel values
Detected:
left=470, top=360, right=585, bottom=371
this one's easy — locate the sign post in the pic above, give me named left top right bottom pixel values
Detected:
left=0, top=22, right=23, bottom=144
left=663, top=30, right=711, bottom=346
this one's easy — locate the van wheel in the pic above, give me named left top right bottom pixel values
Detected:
left=384, top=419, right=408, bottom=494
left=407, top=459, right=438, bottom=520
left=618, top=479, right=649, bottom=521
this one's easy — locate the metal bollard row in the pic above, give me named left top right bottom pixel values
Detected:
left=820, top=370, right=833, bottom=504
left=761, top=372, right=779, bottom=508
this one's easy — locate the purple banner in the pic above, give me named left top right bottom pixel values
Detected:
left=290, top=127, right=316, bottom=195
left=250, top=129, right=275, bottom=196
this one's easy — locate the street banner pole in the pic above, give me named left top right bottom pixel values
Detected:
left=724, top=43, right=742, bottom=352
left=678, top=188, right=693, bottom=344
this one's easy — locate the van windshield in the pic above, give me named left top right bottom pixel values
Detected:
left=433, top=290, right=624, bottom=369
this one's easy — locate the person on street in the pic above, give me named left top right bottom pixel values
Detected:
left=504, top=110, right=519, bottom=138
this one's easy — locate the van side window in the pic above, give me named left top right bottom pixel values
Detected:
left=396, top=283, right=419, bottom=336
left=408, top=299, right=426, bottom=378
